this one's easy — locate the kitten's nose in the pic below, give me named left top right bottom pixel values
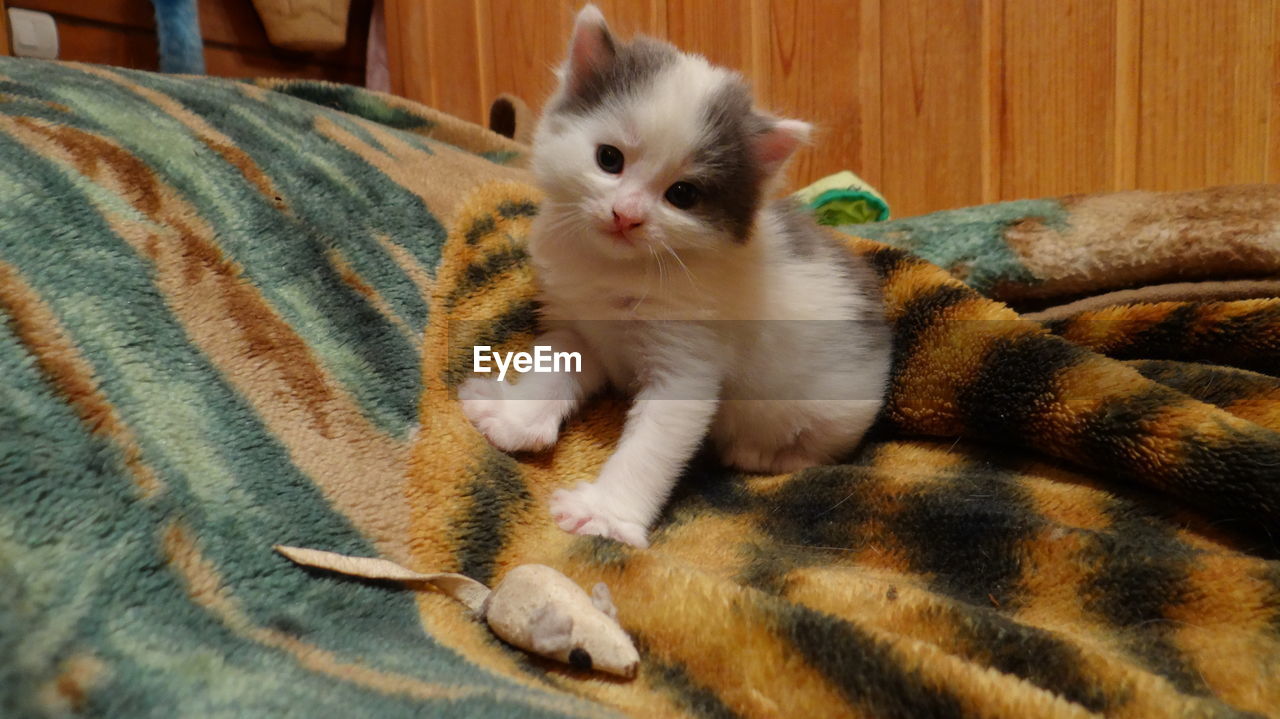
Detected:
left=611, top=209, right=644, bottom=232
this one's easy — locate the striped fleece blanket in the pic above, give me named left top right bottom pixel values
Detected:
left=2, top=58, right=1278, bottom=718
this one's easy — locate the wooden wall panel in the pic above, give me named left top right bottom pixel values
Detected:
left=979, top=0, right=1002, bottom=202
left=1137, top=0, right=1275, bottom=190
left=474, top=0, right=665, bottom=126
left=481, top=0, right=574, bottom=113
left=1272, top=1, right=1280, bottom=182
left=1112, top=0, right=1141, bottom=189
left=879, top=0, right=987, bottom=217
left=385, top=0, right=432, bottom=102
left=48, top=18, right=159, bottom=69
left=387, top=0, right=1280, bottom=218
left=426, top=0, right=483, bottom=119
left=666, top=0, right=755, bottom=78
left=758, top=0, right=880, bottom=192
left=593, top=0, right=664, bottom=37
left=1000, top=0, right=1117, bottom=200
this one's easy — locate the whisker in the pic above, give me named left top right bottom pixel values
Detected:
left=659, top=239, right=703, bottom=295
left=634, top=246, right=658, bottom=307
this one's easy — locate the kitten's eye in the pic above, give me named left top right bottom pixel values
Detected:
left=664, top=181, right=700, bottom=209
left=596, top=144, right=624, bottom=174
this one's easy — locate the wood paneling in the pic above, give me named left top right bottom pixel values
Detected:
left=880, top=0, right=987, bottom=217
left=1137, top=0, right=1275, bottom=191
left=425, top=1, right=481, bottom=120
left=388, top=0, right=1280, bottom=218
left=53, top=18, right=158, bottom=69
left=1113, top=0, right=1141, bottom=189
left=758, top=0, right=879, bottom=194
left=1271, top=1, right=1280, bottom=182
left=979, top=0, right=1003, bottom=203
left=1000, top=0, right=1116, bottom=199
left=592, top=0, right=664, bottom=38
left=666, top=0, right=754, bottom=74
left=387, top=0, right=485, bottom=119
left=482, top=0, right=573, bottom=111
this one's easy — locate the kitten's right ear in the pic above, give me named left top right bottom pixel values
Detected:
left=563, top=4, right=616, bottom=94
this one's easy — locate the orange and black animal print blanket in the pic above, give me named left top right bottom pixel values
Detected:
left=414, top=183, right=1280, bottom=718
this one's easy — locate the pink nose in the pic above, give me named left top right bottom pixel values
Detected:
left=611, top=209, right=644, bottom=232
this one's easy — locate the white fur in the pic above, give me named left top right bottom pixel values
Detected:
left=459, top=6, right=891, bottom=548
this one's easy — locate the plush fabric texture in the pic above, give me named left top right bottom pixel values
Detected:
left=844, top=185, right=1280, bottom=313
left=2, top=58, right=1278, bottom=718
left=150, top=0, right=205, bottom=74
left=0, top=59, right=597, bottom=719
left=417, top=185, right=1280, bottom=719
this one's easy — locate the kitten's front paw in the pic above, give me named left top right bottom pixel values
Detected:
left=458, top=378, right=561, bottom=452
left=549, top=482, right=649, bottom=548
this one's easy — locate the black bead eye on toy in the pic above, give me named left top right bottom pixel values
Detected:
left=568, top=647, right=594, bottom=672
left=596, top=145, right=624, bottom=174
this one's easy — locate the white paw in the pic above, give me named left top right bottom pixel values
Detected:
left=458, top=377, right=561, bottom=452
left=549, top=482, right=649, bottom=548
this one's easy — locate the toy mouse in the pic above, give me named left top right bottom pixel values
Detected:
left=274, top=545, right=640, bottom=678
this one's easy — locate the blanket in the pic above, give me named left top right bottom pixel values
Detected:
left=1, top=58, right=1277, bottom=718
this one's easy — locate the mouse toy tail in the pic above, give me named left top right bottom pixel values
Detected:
left=273, top=545, right=491, bottom=614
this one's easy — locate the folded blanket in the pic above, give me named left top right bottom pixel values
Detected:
left=844, top=186, right=1280, bottom=313
left=2, top=58, right=1277, bottom=718
left=419, top=184, right=1280, bottom=719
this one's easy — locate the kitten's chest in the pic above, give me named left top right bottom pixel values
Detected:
left=574, top=321, right=645, bottom=389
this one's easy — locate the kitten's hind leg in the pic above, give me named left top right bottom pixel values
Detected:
left=722, top=434, right=823, bottom=475
left=719, top=401, right=880, bottom=474
left=459, top=328, right=603, bottom=452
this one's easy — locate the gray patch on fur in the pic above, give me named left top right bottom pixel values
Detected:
left=551, top=36, right=678, bottom=116
left=773, top=197, right=826, bottom=258
left=769, top=198, right=889, bottom=324
left=770, top=208, right=894, bottom=391
left=687, top=78, right=772, bottom=242
left=550, top=33, right=784, bottom=245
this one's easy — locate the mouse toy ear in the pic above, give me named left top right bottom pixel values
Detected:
left=590, top=582, right=618, bottom=620
left=563, top=4, right=617, bottom=94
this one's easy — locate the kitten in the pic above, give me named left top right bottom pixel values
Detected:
left=459, top=4, right=891, bottom=548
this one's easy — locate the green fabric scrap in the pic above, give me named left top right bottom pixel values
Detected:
left=810, top=188, right=890, bottom=225
left=794, top=170, right=890, bottom=225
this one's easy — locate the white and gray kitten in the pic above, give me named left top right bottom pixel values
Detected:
left=460, top=5, right=891, bottom=548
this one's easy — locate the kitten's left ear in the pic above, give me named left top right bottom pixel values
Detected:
left=564, top=4, right=617, bottom=94
left=753, top=118, right=812, bottom=176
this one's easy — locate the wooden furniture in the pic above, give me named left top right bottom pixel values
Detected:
left=1, top=0, right=10, bottom=56
left=385, top=0, right=1280, bottom=218
left=8, top=0, right=370, bottom=82
left=252, top=0, right=352, bottom=52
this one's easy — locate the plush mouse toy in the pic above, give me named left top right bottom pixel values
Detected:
left=274, top=546, right=640, bottom=678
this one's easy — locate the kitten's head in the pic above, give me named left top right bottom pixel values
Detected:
left=532, top=5, right=810, bottom=259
